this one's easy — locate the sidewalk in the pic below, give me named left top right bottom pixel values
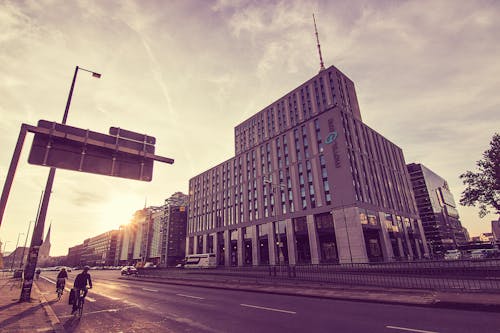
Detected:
left=0, top=275, right=60, bottom=333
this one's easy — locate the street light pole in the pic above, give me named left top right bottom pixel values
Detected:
left=10, top=232, right=23, bottom=270
left=19, top=221, right=33, bottom=268
left=20, top=66, right=101, bottom=302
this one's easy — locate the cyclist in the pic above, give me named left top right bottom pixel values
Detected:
left=56, top=267, right=68, bottom=294
left=72, top=266, right=92, bottom=314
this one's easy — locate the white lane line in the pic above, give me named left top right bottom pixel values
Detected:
left=386, top=325, right=439, bottom=333
left=40, top=276, right=55, bottom=284
left=240, top=303, right=296, bottom=314
left=142, top=287, right=159, bottom=292
left=176, top=293, right=205, bottom=300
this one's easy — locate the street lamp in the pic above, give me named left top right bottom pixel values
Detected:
left=19, top=220, right=34, bottom=268
left=2, top=240, right=11, bottom=255
left=20, top=65, right=101, bottom=302
left=10, top=232, right=23, bottom=270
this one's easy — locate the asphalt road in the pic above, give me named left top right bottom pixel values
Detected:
left=35, top=270, right=500, bottom=333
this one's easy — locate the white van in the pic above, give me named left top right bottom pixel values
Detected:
left=184, top=253, right=217, bottom=268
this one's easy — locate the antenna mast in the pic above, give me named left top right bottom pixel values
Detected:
left=313, top=13, right=325, bottom=71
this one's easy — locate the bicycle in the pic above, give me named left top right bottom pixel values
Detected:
left=73, top=288, right=87, bottom=317
left=56, top=278, right=65, bottom=301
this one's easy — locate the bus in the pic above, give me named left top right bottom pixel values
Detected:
left=184, top=253, right=217, bottom=268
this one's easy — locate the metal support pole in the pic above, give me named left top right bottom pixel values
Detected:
left=20, top=65, right=85, bottom=302
left=0, top=125, right=28, bottom=229
left=19, top=168, right=55, bottom=301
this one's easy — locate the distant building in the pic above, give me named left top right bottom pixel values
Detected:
left=160, top=192, right=188, bottom=267
left=187, top=65, right=428, bottom=265
left=66, top=244, right=84, bottom=267
left=116, top=192, right=188, bottom=267
left=80, top=230, right=119, bottom=267
left=38, top=224, right=52, bottom=264
left=3, top=247, right=28, bottom=269
left=479, top=232, right=495, bottom=243
left=407, top=163, right=469, bottom=255
left=492, top=220, right=500, bottom=241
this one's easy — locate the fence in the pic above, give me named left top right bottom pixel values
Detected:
left=137, top=258, right=500, bottom=292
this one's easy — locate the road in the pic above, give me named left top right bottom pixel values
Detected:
left=35, top=270, right=500, bottom=333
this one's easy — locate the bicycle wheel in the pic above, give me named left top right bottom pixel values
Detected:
left=78, top=297, right=84, bottom=317
left=56, top=288, right=62, bottom=301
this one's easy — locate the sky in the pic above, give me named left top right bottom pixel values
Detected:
left=0, top=0, right=499, bottom=256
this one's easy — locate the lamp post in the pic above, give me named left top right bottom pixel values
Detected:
left=20, top=66, right=101, bottom=302
left=2, top=240, right=10, bottom=255
left=264, top=176, right=286, bottom=265
left=10, top=232, right=23, bottom=270
left=19, top=220, right=33, bottom=268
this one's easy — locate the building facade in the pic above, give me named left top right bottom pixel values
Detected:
left=66, top=244, right=84, bottom=267
left=187, top=65, right=428, bottom=265
left=492, top=220, right=500, bottom=242
left=116, top=192, right=188, bottom=267
left=407, top=163, right=469, bottom=256
left=160, top=192, right=188, bottom=267
left=80, top=230, right=118, bottom=267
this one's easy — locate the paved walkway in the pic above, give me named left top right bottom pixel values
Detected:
left=0, top=275, right=60, bottom=333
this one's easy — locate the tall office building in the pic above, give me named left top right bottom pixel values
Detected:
left=187, top=65, right=428, bottom=265
left=116, top=192, right=188, bottom=267
left=407, top=163, right=469, bottom=255
left=80, top=230, right=118, bottom=267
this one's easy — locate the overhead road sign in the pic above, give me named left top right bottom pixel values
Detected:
left=27, top=120, right=173, bottom=181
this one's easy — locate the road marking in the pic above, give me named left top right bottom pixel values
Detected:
left=386, top=325, right=439, bottom=333
left=142, top=287, right=159, bottom=292
left=39, top=275, right=95, bottom=301
left=240, top=303, right=296, bottom=314
left=176, top=293, right=205, bottom=300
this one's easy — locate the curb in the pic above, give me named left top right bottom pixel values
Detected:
left=34, top=282, right=66, bottom=333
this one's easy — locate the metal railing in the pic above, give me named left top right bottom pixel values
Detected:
left=136, top=258, right=500, bottom=292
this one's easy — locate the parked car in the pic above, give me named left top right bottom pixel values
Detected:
left=444, top=249, right=461, bottom=260
left=120, top=266, right=138, bottom=276
left=471, top=249, right=487, bottom=260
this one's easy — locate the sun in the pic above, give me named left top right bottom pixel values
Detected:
left=98, top=195, right=143, bottom=230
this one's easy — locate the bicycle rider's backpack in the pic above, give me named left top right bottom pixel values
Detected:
left=69, top=288, right=76, bottom=305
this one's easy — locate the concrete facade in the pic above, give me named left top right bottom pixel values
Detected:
left=187, top=65, right=427, bottom=266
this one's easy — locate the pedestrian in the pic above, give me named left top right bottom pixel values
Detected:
left=35, top=268, right=41, bottom=280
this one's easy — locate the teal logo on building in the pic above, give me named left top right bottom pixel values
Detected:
left=325, top=131, right=338, bottom=144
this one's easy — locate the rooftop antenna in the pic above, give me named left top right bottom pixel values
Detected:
left=313, top=13, right=325, bottom=72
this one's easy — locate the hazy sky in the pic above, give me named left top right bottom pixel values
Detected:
left=1, top=0, right=499, bottom=256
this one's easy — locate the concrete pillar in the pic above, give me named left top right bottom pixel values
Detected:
left=250, top=225, right=259, bottom=266
left=307, top=214, right=321, bottom=264
left=237, top=228, right=244, bottom=267
left=212, top=233, right=219, bottom=263
left=268, top=222, right=277, bottom=265
left=333, top=207, right=368, bottom=263
left=285, top=218, right=297, bottom=265
left=202, top=234, right=208, bottom=254
left=397, top=237, right=404, bottom=258
left=185, top=236, right=191, bottom=256
left=378, top=212, right=394, bottom=262
left=224, top=229, right=230, bottom=267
